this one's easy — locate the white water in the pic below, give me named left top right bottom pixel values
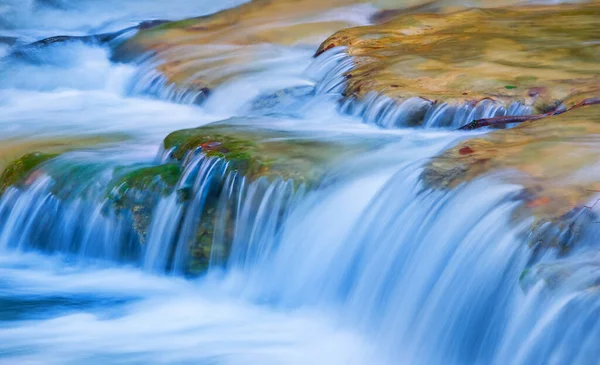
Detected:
left=0, top=0, right=249, bottom=41
left=1, top=1, right=599, bottom=364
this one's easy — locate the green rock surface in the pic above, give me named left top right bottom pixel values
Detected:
left=0, top=152, right=58, bottom=195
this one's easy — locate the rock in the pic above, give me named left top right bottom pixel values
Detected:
left=112, top=0, right=439, bottom=98
left=163, top=121, right=370, bottom=185
left=110, top=163, right=181, bottom=198
left=0, top=152, right=58, bottom=195
left=110, top=119, right=379, bottom=274
left=519, top=257, right=600, bottom=294
left=0, top=135, right=129, bottom=176
left=11, top=19, right=167, bottom=58
left=107, top=163, right=182, bottom=242
left=316, top=3, right=600, bottom=125
left=422, top=103, right=600, bottom=252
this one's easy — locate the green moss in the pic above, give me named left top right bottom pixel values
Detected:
left=0, top=152, right=58, bottom=194
left=112, top=163, right=181, bottom=197
left=163, top=127, right=275, bottom=180
left=107, top=163, right=182, bottom=243
left=162, top=123, right=369, bottom=186
left=165, top=128, right=257, bottom=161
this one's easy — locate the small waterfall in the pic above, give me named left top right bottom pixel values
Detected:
left=309, top=46, right=354, bottom=95
left=224, top=145, right=600, bottom=364
left=0, top=124, right=598, bottom=363
left=340, top=92, right=531, bottom=129
left=228, top=177, right=304, bottom=272
left=312, top=47, right=532, bottom=129
left=496, top=256, right=600, bottom=365
left=1, top=3, right=599, bottom=362
left=142, top=193, right=183, bottom=272
left=126, top=54, right=211, bottom=105
left=0, top=162, right=138, bottom=261
left=0, top=148, right=305, bottom=276
left=342, top=92, right=530, bottom=129
left=123, top=44, right=315, bottom=109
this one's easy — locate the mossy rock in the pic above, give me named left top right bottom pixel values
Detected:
left=163, top=122, right=366, bottom=185
left=0, top=135, right=127, bottom=176
left=109, top=163, right=181, bottom=199
left=317, top=3, right=600, bottom=117
left=187, top=207, right=219, bottom=275
left=161, top=121, right=381, bottom=274
left=106, top=163, right=183, bottom=242
left=0, top=152, right=58, bottom=195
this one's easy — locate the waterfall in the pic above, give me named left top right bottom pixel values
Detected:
left=227, top=145, right=600, bottom=364
left=1, top=128, right=597, bottom=363
left=1, top=1, right=598, bottom=363
left=0, top=149, right=304, bottom=276
left=313, top=47, right=532, bottom=129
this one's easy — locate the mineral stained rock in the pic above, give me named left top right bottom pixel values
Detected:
left=317, top=3, right=600, bottom=119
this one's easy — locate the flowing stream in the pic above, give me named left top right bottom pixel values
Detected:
left=1, top=1, right=599, bottom=364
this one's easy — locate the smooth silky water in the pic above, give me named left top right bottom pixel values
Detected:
left=1, top=1, right=599, bottom=364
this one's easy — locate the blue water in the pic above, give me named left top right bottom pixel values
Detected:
left=1, top=1, right=599, bottom=364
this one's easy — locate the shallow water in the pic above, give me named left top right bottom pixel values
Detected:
left=1, top=0, right=249, bottom=40
left=1, top=1, right=599, bottom=364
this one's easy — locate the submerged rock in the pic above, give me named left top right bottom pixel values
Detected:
left=316, top=3, right=600, bottom=127
left=0, top=36, right=17, bottom=47
left=519, top=256, right=600, bottom=295
left=15, top=20, right=167, bottom=51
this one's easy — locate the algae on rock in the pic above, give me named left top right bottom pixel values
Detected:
left=0, top=135, right=127, bottom=175
left=163, top=122, right=367, bottom=185
left=110, top=163, right=181, bottom=199
left=107, top=163, right=182, bottom=243
left=103, top=121, right=375, bottom=275
left=0, top=152, right=58, bottom=195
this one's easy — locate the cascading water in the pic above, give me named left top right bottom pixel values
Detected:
left=0, top=1, right=598, bottom=364
left=0, top=147, right=302, bottom=278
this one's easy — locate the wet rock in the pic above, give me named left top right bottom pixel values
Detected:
left=0, top=152, right=58, bottom=195
left=519, top=255, right=600, bottom=294
left=108, top=120, right=379, bottom=274
left=12, top=19, right=167, bottom=58
left=422, top=103, right=600, bottom=257
left=107, top=163, right=182, bottom=243
left=316, top=3, right=600, bottom=126
left=163, top=121, right=369, bottom=184
left=0, top=135, right=129, bottom=176
left=250, top=86, right=314, bottom=113
left=112, top=0, right=435, bottom=99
